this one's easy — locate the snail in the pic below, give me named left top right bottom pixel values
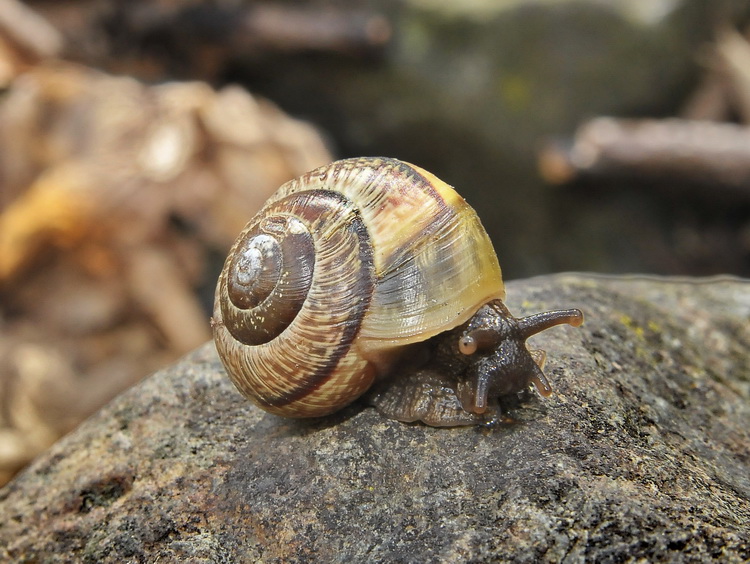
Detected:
left=212, top=157, right=583, bottom=426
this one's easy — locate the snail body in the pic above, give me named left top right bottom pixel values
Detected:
left=212, top=157, right=583, bottom=426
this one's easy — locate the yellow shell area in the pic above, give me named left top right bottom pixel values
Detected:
left=268, top=157, right=505, bottom=357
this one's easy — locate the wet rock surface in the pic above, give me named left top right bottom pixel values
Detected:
left=0, top=274, right=748, bottom=563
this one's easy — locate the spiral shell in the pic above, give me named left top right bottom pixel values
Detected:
left=212, top=157, right=504, bottom=417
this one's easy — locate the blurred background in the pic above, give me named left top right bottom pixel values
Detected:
left=2, top=0, right=750, bottom=485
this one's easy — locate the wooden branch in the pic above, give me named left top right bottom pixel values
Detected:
left=237, top=5, right=392, bottom=55
left=161, top=4, right=391, bottom=58
left=539, top=117, right=750, bottom=194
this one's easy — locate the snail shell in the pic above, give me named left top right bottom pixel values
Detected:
left=212, top=157, right=505, bottom=418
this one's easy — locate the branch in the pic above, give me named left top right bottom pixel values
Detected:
left=539, top=117, right=750, bottom=196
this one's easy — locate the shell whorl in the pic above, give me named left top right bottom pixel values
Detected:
left=215, top=189, right=377, bottom=417
left=223, top=214, right=313, bottom=345
left=213, top=157, right=505, bottom=418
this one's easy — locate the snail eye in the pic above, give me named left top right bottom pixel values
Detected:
left=458, top=335, right=477, bottom=355
left=459, top=328, right=502, bottom=355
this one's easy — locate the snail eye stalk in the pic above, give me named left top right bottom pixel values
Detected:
left=517, top=309, right=583, bottom=339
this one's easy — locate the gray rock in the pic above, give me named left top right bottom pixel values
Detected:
left=1, top=274, right=748, bottom=563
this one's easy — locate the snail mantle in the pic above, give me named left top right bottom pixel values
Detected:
left=1, top=275, right=749, bottom=562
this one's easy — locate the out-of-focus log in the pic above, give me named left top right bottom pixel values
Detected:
left=28, top=2, right=391, bottom=78
left=539, top=117, right=750, bottom=195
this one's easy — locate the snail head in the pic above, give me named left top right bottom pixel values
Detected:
left=453, top=299, right=583, bottom=415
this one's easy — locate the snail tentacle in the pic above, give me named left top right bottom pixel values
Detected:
left=517, top=308, right=584, bottom=340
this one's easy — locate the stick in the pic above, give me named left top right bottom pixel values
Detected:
left=539, top=117, right=750, bottom=193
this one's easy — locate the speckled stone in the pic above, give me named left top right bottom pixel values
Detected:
left=0, top=274, right=748, bottom=563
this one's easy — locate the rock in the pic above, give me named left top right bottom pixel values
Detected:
left=0, top=274, right=748, bottom=562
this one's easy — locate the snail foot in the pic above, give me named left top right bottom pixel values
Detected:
left=366, top=369, right=499, bottom=427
